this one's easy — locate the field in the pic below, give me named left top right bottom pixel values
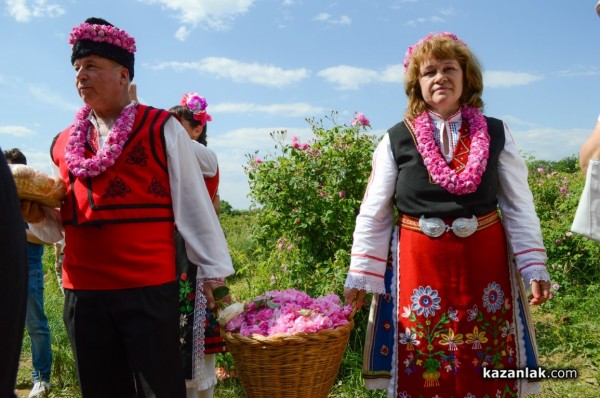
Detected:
left=16, top=212, right=600, bottom=397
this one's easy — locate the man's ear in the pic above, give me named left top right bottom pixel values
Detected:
left=120, top=66, right=131, bottom=85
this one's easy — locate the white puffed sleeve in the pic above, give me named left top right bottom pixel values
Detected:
left=496, top=122, right=550, bottom=287
left=345, top=134, right=398, bottom=294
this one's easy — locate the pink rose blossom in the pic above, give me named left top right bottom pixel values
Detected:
left=351, top=112, right=370, bottom=127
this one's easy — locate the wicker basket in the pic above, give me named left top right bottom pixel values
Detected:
left=222, top=319, right=354, bottom=398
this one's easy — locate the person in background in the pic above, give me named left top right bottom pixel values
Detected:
left=579, top=114, right=600, bottom=172
left=0, top=148, right=28, bottom=398
left=170, top=93, right=224, bottom=398
left=21, top=17, right=234, bottom=398
left=343, top=32, right=550, bottom=397
left=4, top=148, right=53, bottom=398
left=170, top=92, right=220, bottom=214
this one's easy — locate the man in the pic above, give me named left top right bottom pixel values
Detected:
left=0, top=149, right=28, bottom=398
left=22, top=17, right=234, bottom=398
left=4, top=148, right=53, bottom=398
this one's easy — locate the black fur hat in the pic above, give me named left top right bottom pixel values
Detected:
left=70, top=17, right=135, bottom=81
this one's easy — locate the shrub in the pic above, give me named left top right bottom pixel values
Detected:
left=526, top=156, right=600, bottom=288
left=243, top=111, right=379, bottom=297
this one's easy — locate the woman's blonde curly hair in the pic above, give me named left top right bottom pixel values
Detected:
left=403, top=34, right=484, bottom=120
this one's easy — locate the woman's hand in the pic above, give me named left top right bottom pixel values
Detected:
left=344, top=287, right=367, bottom=310
left=528, top=280, right=551, bottom=305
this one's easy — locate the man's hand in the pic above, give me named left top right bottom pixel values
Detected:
left=203, top=279, right=231, bottom=310
left=20, top=200, right=45, bottom=223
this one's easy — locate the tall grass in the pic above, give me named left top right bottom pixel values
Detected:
left=16, top=215, right=600, bottom=397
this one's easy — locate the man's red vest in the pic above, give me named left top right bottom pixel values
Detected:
left=52, top=105, right=177, bottom=290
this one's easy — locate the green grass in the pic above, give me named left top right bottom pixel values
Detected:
left=16, top=224, right=600, bottom=397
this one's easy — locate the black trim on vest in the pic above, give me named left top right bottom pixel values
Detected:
left=146, top=106, right=170, bottom=174
left=388, top=116, right=505, bottom=218
left=57, top=105, right=174, bottom=227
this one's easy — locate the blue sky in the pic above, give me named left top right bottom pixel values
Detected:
left=1, top=0, right=600, bottom=209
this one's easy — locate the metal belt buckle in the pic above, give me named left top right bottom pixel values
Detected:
left=418, top=216, right=447, bottom=238
left=418, top=215, right=478, bottom=238
left=451, top=216, right=478, bottom=237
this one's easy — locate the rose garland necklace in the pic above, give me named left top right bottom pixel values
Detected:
left=65, top=104, right=138, bottom=179
left=410, top=105, right=490, bottom=195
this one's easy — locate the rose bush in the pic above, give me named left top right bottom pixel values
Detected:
left=243, top=111, right=378, bottom=297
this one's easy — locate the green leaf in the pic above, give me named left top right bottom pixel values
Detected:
left=213, top=285, right=230, bottom=300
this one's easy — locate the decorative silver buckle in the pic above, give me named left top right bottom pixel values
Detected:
left=418, top=215, right=478, bottom=238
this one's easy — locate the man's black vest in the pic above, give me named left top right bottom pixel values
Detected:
left=388, top=117, right=505, bottom=218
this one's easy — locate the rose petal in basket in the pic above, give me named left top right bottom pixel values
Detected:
left=9, top=164, right=67, bottom=208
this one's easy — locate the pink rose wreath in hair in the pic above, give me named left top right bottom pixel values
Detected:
left=181, top=92, right=212, bottom=127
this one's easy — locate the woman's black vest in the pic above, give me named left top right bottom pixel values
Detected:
left=388, top=117, right=505, bottom=218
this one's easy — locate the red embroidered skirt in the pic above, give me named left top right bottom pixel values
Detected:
left=395, top=220, right=521, bottom=397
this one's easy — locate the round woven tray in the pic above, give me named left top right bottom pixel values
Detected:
left=9, top=164, right=66, bottom=208
left=222, top=319, right=354, bottom=398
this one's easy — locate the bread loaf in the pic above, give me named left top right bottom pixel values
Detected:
left=9, top=164, right=66, bottom=208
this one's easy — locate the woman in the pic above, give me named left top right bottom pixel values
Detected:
left=170, top=92, right=220, bottom=214
left=170, top=93, right=225, bottom=398
left=344, top=32, right=551, bottom=398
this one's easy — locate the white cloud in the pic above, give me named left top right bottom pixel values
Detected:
left=28, top=86, right=80, bottom=112
left=484, top=71, right=543, bottom=88
left=6, top=0, right=65, bottom=23
left=439, top=8, right=456, bottom=16
left=510, top=126, right=587, bottom=161
left=318, top=66, right=378, bottom=90
left=379, top=64, right=405, bottom=83
left=0, top=125, right=35, bottom=137
left=556, top=66, right=600, bottom=78
left=391, top=0, right=418, bottom=8
left=208, top=126, right=313, bottom=209
left=406, top=16, right=446, bottom=27
left=318, top=64, right=405, bottom=90
left=149, top=57, right=310, bottom=88
left=212, top=102, right=325, bottom=117
left=137, top=0, right=254, bottom=32
left=314, top=12, right=330, bottom=21
left=313, top=12, right=351, bottom=25
left=25, top=150, right=54, bottom=174
left=174, top=26, right=191, bottom=41
left=499, top=115, right=539, bottom=129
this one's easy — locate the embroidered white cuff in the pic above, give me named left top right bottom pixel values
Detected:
left=344, top=271, right=386, bottom=295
